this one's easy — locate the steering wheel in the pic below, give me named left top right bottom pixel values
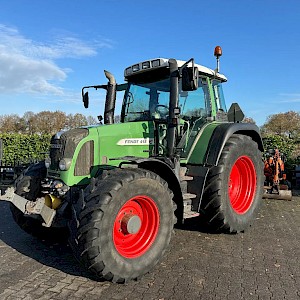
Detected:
left=154, top=104, right=169, bottom=118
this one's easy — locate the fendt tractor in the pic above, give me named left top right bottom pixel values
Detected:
left=0, top=46, right=264, bottom=283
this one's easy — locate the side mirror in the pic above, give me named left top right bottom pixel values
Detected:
left=97, top=115, right=103, bottom=123
left=227, top=103, right=245, bottom=122
left=83, top=91, right=89, bottom=108
left=182, top=66, right=199, bottom=91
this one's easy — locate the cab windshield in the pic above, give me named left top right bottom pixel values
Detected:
left=122, top=78, right=170, bottom=122
left=121, top=77, right=211, bottom=122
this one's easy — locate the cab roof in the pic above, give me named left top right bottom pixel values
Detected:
left=124, top=58, right=227, bottom=82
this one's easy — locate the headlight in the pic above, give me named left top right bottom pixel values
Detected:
left=132, top=64, right=140, bottom=72
left=59, top=158, right=72, bottom=171
left=125, top=67, right=132, bottom=76
left=151, top=59, right=161, bottom=68
left=45, top=157, right=51, bottom=169
left=142, top=61, right=150, bottom=69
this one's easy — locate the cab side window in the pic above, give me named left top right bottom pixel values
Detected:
left=212, top=80, right=227, bottom=112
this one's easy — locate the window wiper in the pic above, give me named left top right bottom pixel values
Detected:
left=125, top=92, right=134, bottom=116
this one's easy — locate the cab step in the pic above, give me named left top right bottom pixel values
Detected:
left=183, top=193, right=197, bottom=200
left=179, top=167, right=193, bottom=181
left=180, top=167, right=194, bottom=193
left=180, top=175, right=194, bottom=181
left=183, top=194, right=199, bottom=219
left=181, top=167, right=199, bottom=220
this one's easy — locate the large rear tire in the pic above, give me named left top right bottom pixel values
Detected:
left=69, top=168, right=175, bottom=283
left=10, top=162, right=68, bottom=241
left=201, top=134, right=264, bottom=233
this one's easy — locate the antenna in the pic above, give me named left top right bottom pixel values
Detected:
left=214, top=46, right=222, bottom=73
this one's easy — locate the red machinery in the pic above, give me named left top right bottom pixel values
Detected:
left=263, top=149, right=292, bottom=200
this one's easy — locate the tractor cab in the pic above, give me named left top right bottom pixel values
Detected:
left=120, top=57, right=228, bottom=157
left=82, top=51, right=229, bottom=160
left=122, top=57, right=227, bottom=122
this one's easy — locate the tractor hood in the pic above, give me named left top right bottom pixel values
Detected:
left=47, top=122, right=154, bottom=186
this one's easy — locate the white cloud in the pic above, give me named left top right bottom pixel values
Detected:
left=0, top=24, right=112, bottom=95
left=0, top=51, right=66, bottom=95
left=37, top=88, right=107, bottom=107
left=279, top=93, right=300, bottom=97
left=277, top=93, right=300, bottom=103
left=278, top=98, right=300, bottom=103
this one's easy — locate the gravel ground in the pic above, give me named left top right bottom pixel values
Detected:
left=0, top=196, right=299, bottom=300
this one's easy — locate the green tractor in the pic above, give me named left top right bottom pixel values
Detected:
left=0, top=46, right=264, bottom=283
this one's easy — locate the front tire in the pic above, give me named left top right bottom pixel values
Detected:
left=69, top=168, right=175, bottom=283
left=201, top=134, right=264, bottom=233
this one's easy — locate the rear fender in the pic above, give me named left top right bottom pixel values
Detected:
left=204, top=123, right=263, bottom=166
left=184, top=123, right=263, bottom=212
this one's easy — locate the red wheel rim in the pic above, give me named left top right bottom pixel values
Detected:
left=228, top=156, right=256, bottom=214
left=113, top=195, right=160, bottom=259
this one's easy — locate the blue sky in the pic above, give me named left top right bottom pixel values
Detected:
left=0, top=0, right=300, bottom=125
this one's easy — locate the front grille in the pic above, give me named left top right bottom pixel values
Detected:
left=50, top=137, right=64, bottom=170
left=49, top=128, right=89, bottom=170
left=75, top=141, right=94, bottom=176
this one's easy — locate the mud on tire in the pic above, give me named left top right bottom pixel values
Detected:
left=201, top=134, right=264, bottom=233
left=69, top=168, right=176, bottom=283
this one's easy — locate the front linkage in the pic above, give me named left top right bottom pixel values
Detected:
left=0, top=187, right=56, bottom=227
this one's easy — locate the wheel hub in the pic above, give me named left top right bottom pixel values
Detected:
left=121, top=215, right=142, bottom=234
left=228, top=155, right=256, bottom=214
left=113, top=195, right=160, bottom=258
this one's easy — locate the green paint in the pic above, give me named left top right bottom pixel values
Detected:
left=186, top=122, right=221, bottom=165
left=57, top=126, right=100, bottom=186
left=208, top=78, right=217, bottom=117
left=51, top=122, right=154, bottom=186
left=97, top=121, right=154, bottom=165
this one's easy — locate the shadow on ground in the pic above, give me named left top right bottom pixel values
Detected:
left=0, top=199, right=219, bottom=282
left=0, top=201, right=100, bottom=281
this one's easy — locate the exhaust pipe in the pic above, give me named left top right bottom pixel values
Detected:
left=104, top=70, right=117, bottom=125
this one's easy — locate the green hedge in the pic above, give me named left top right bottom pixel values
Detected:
left=0, top=132, right=297, bottom=168
left=0, top=134, right=51, bottom=165
left=262, top=135, right=295, bottom=158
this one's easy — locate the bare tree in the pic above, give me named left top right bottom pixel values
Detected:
left=242, top=116, right=256, bottom=124
left=22, top=111, right=36, bottom=134
left=0, top=114, right=24, bottom=133
left=0, top=111, right=115, bottom=134
left=86, top=115, right=97, bottom=125
left=261, top=111, right=300, bottom=138
left=30, top=111, right=67, bottom=135
left=66, top=113, right=88, bottom=129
